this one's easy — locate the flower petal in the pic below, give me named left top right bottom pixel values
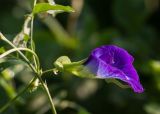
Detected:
left=84, top=45, right=144, bottom=93
left=92, top=45, right=134, bottom=67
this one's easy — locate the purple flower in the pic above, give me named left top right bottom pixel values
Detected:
left=84, top=45, right=144, bottom=93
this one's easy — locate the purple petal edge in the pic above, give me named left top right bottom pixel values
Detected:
left=84, top=45, right=144, bottom=93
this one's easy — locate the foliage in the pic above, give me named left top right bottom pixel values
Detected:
left=0, top=0, right=160, bottom=114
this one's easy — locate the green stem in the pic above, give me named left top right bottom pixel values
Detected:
left=0, top=47, right=38, bottom=61
left=0, top=47, right=40, bottom=72
left=1, top=0, right=57, bottom=112
left=42, top=69, right=54, bottom=75
left=31, top=71, right=57, bottom=114
left=30, top=0, right=39, bottom=71
left=30, top=0, right=57, bottom=113
left=0, top=78, right=36, bottom=113
left=0, top=33, right=37, bottom=73
left=0, top=77, right=17, bottom=100
left=41, top=80, right=57, bottom=114
left=30, top=0, right=37, bottom=50
left=1, top=33, right=57, bottom=114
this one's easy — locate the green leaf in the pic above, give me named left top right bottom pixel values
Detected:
left=33, top=3, right=74, bottom=14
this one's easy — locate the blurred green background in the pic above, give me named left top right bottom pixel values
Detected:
left=0, top=0, right=160, bottom=114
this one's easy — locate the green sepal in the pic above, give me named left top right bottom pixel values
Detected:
left=54, top=56, right=71, bottom=71
left=54, top=56, right=95, bottom=78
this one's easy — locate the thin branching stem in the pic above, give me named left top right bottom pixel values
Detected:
left=30, top=0, right=57, bottom=113
left=30, top=0, right=39, bottom=71
left=0, top=0, right=57, bottom=113
left=0, top=77, right=36, bottom=113
left=0, top=32, right=37, bottom=73
left=0, top=47, right=38, bottom=61
left=1, top=33, right=57, bottom=114
left=40, top=79, right=57, bottom=114
left=42, top=69, right=54, bottom=74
